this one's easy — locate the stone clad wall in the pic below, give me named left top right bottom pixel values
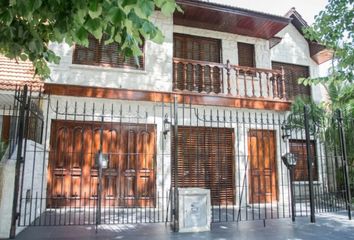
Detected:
left=47, top=12, right=326, bottom=102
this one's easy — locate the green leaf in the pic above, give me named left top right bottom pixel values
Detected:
left=76, top=8, right=88, bottom=25
left=88, top=0, right=99, bottom=12
left=89, top=4, right=102, bottom=19
left=155, top=0, right=165, bottom=8
left=114, top=34, right=122, bottom=43
left=9, top=0, right=17, bottom=6
left=19, top=53, right=28, bottom=61
left=107, top=6, right=125, bottom=25
left=175, top=4, right=183, bottom=13
left=124, top=19, right=134, bottom=35
left=151, top=28, right=164, bottom=44
left=131, top=43, right=142, bottom=56
left=161, top=1, right=176, bottom=16
left=28, top=38, right=43, bottom=53
left=32, top=0, right=42, bottom=10
left=85, top=18, right=103, bottom=40
left=0, top=9, right=13, bottom=26
left=137, top=0, right=154, bottom=17
left=122, top=0, right=138, bottom=7
left=75, top=27, right=89, bottom=46
left=46, top=50, right=61, bottom=64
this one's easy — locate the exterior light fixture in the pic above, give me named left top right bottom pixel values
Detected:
left=281, top=125, right=291, bottom=142
left=163, top=115, right=171, bottom=137
left=281, top=152, right=297, bottom=169
left=282, top=152, right=298, bottom=222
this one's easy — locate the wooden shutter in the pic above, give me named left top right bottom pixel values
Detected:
left=272, top=62, right=311, bottom=100
left=289, top=140, right=318, bottom=181
left=238, top=42, right=255, bottom=67
left=73, top=36, right=100, bottom=66
left=173, top=34, right=221, bottom=62
left=1, top=115, right=11, bottom=144
left=73, top=35, right=144, bottom=70
left=173, top=34, right=222, bottom=93
left=172, top=126, right=235, bottom=205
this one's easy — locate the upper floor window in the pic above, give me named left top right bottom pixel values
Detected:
left=237, top=42, right=255, bottom=67
left=272, top=62, right=311, bottom=100
left=173, top=34, right=222, bottom=94
left=173, top=33, right=221, bottom=63
left=73, top=35, right=144, bottom=70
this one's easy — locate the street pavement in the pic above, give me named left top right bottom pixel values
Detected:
left=15, top=211, right=354, bottom=240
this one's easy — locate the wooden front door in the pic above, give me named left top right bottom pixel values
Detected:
left=47, top=120, right=156, bottom=207
left=248, top=130, right=277, bottom=204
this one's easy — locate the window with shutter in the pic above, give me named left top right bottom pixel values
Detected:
left=173, top=34, right=222, bottom=93
left=289, top=140, right=318, bottom=181
left=73, top=35, right=144, bottom=70
left=171, top=126, right=235, bottom=205
left=237, top=42, right=255, bottom=67
left=272, top=62, right=311, bottom=100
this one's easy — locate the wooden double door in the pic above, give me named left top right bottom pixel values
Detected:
left=248, top=130, right=278, bottom=204
left=47, top=120, right=156, bottom=207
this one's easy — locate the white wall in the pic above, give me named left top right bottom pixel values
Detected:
left=0, top=151, right=15, bottom=239
left=0, top=140, right=46, bottom=238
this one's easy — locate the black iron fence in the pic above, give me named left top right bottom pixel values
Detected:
left=6, top=86, right=352, bottom=235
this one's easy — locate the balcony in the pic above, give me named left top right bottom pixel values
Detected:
left=173, top=58, right=286, bottom=101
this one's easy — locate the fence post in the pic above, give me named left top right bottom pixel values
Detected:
left=303, top=105, right=316, bottom=223
left=337, top=109, right=352, bottom=220
left=172, top=95, right=179, bottom=232
left=10, top=85, right=28, bottom=238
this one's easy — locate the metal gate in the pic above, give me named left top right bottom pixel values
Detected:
left=7, top=85, right=352, bottom=235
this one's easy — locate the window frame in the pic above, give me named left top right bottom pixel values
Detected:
left=272, top=61, right=311, bottom=100
left=237, top=42, right=256, bottom=68
left=72, top=35, right=145, bottom=70
left=173, top=33, right=222, bottom=63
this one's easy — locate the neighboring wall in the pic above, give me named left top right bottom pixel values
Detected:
left=0, top=140, right=46, bottom=238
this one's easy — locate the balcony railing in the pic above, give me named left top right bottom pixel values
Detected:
left=173, top=58, right=286, bottom=100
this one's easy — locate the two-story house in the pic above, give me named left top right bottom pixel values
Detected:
left=0, top=1, right=337, bottom=236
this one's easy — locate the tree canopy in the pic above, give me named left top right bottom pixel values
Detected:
left=303, top=0, right=353, bottom=84
left=0, top=0, right=180, bottom=77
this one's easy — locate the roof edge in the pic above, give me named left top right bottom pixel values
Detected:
left=176, top=0, right=291, bottom=24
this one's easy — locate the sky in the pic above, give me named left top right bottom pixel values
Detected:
left=213, top=0, right=329, bottom=24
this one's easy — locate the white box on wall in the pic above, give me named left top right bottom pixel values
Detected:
left=178, top=188, right=211, bottom=233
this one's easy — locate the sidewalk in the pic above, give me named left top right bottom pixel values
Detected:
left=15, top=212, right=354, bottom=240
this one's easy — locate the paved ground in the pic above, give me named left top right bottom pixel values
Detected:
left=15, top=212, right=354, bottom=240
